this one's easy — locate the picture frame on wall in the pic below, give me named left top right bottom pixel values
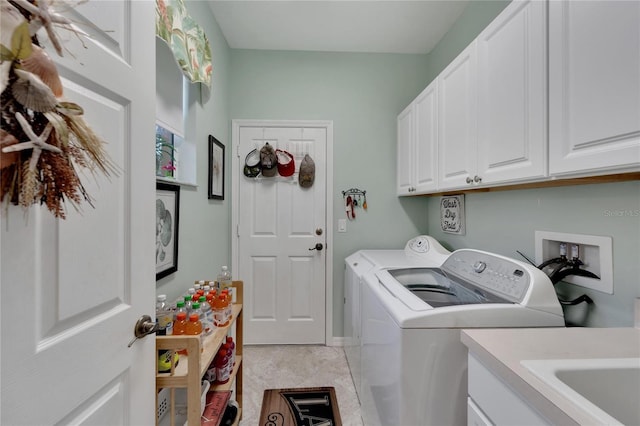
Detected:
left=156, top=182, right=180, bottom=280
left=208, top=135, right=225, bottom=200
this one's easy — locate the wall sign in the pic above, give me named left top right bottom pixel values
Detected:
left=440, top=195, right=465, bottom=235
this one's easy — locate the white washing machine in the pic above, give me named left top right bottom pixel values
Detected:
left=360, top=249, right=565, bottom=426
left=344, top=236, right=450, bottom=400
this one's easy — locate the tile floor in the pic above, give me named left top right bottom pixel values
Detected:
left=239, top=345, right=363, bottom=426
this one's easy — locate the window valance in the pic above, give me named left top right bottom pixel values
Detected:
left=156, top=0, right=212, bottom=87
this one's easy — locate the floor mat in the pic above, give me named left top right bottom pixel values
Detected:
left=259, top=387, right=342, bottom=426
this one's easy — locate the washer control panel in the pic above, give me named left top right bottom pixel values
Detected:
left=443, top=249, right=531, bottom=303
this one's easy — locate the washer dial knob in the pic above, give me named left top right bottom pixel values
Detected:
left=473, top=261, right=487, bottom=273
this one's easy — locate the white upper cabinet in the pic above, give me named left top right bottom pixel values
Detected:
left=397, top=80, right=439, bottom=195
left=548, top=1, right=640, bottom=176
left=438, top=42, right=478, bottom=190
left=397, top=0, right=638, bottom=196
left=397, top=103, right=415, bottom=194
left=477, top=0, right=547, bottom=184
left=438, top=0, right=547, bottom=192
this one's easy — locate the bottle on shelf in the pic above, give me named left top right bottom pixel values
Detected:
left=156, top=294, right=173, bottom=336
left=221, top=288, right=232, bottom=323
left=198, top=296, right=214, bottom=336
left=217, top=266, right=232, bottom=291
left=185, top=313, right=203, bottom=352
left=206, top=292, right=215, bottom=312
left=214, top=349, right=230, bottom=384
left=213, top=294, right=229, bottom=327
left=173, top=312, right=188, bottom=335
left=173, top=312, right=189, bottom=355
left=175, top=300, right=187, bottom=317
left=183, top=295, right=193, bottom=315
left=226, top=336, right=236, bottom=366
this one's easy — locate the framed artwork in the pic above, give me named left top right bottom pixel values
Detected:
left=156, top=182, right=180, bottom=280
left=208, top=135, right=225, bottom=200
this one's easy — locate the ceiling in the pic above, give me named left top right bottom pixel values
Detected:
left=207, top=1, right=470, bottom=55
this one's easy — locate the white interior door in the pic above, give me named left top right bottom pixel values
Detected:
left=233, top=122, right=331, bottom=344
left=1, top=2, right=155, bottom=424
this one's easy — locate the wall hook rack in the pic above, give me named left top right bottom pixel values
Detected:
left=342, top=188, right=367, bottom=218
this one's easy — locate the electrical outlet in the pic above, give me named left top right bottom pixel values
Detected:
left=535, top=231, right=613, bottom=294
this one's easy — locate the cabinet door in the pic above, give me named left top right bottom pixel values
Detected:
left=477, top=0, right=547, bottom=184
left=438, top=42, right=478, bottom=190
left=397, top=103, right=415, bottom=195
left=413, top=81, right=439, bottom=193
left=549, top=1, right=640, bottom=175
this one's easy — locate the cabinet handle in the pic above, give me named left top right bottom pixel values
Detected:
left=466, top=177, right=473, bottom=184
left=474, top=175, right=482, bottom=183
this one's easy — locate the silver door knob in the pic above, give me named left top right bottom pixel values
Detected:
left=309, top=243, right=324, bottom=251
left=127, top=314, right=159, bottom=347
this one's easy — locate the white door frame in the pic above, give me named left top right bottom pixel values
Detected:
left=231, top=119, right=334, bottom=345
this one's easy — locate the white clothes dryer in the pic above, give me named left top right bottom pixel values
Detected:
left=344, top=236, right=450, bottom=400
left=360, top=249, right=565, bottom=426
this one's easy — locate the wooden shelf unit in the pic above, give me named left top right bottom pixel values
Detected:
left=156, top=281, right=243, bottom=426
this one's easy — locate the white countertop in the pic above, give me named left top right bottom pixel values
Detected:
left=461, top=327, right=640, bottom=425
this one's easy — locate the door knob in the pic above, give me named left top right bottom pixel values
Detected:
left=127, top=314, right=159, bottom=347
left=309, top=243, right=324, bottom=251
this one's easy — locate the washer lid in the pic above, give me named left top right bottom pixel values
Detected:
left=385, top=267, right=511, bottom=309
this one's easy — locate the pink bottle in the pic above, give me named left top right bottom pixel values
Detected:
left=225, top=336, right=236, bottom=366
left=214, top=349, right=229, bottom=384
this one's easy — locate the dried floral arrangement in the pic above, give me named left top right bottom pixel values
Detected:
left=0, top=0, right=116, bottom=218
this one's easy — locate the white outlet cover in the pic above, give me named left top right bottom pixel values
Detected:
left=535, top=231, right=613, bottom=294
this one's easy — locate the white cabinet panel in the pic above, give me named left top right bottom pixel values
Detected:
left=397, top=81, right=438, bottom=195
left=397, top=104, right=415, bottom=195
left=414, top=82, right=439, bottom=193
left=468, top=354, right=551, bottom=426
left=549, top=0, right=640, bottom=175
left=477, top=0, right=547, bottom=184
left=438, top=42, right=478, bottom=190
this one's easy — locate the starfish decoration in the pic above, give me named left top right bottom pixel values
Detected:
left=10, top=0, right=75, bottom=57
left=2, top=111, right=61, bottom=172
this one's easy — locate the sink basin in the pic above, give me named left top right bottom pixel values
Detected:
left=521, top=358, right=640, bottom=425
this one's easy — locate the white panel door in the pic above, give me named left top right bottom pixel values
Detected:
left=477, top=0, right=547, bottom=184
left=549, top=0, right=640, bottom=175
left=413, top=80, right=439, bottom=193
left=235, top=124, right=328, bottom=344
left=396, top=104, right=414, bottom=195
left=438, top=42, right=478, bottom=190
left=1, top=2, right=155, bottom=425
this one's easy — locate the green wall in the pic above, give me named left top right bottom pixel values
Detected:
left=426, top=182, right=640, bottom=327
left=230, top=50, right=433, bottom=336
left=426, top=0, right=511, bottom=81
left=156, top=1, right=233, bottom=302
left=159, top=0, right=640, bottom=334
